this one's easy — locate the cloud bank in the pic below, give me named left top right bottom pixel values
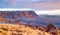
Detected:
left=35, top=10, right=60, bottom=15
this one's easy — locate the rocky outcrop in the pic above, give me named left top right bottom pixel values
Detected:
left=0, top=16, right=5, bottom=22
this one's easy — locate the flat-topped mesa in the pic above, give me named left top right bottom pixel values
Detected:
left=19, top=11, right=38, bottom=18
left=0, top=11, right=39, bottom=24
left=0, top=11, right=38, bottom=19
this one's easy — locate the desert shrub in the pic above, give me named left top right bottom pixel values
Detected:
left=46, top=23, right=56, bottom=32
left=47, top=23, right=55, bottom=28
left=1, top=28, right=9, bottom=31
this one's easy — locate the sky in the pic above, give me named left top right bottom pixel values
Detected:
left=0, top=0, right=60, bottom=10
left=0, top=0, right=60, bottom=15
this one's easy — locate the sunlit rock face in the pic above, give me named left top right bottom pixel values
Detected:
left=0, top=16, right=5, bottom=22
left=0, top=11, right=38, bottom=19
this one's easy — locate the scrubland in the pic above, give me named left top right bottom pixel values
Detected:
left=0, top=24, right=50, bottom=35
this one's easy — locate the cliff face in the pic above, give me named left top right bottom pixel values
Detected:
left=0, top=11, right=42, bottom=26
left=0, top=11, right=38, bottom=19
left=0, top=11, right=39, bottom=23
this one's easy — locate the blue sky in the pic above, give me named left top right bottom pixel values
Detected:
left=0, top=0, right=60, bottom=10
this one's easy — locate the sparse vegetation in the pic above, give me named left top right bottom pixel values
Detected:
left=0, top=24, right=50, bottom=35
left=0, top=23, right=59, bottom=35
left=1, top=28, right=8, bottom=31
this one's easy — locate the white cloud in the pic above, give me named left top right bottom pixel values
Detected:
left=35, top=9, right=60, bottom=15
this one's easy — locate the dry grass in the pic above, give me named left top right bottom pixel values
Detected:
left=0, top=24, right=50, bottom=35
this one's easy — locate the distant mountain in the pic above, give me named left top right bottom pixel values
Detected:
left=40, top=15, right=60, bottom=18
left=40, top=15, right=60, bottom=28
